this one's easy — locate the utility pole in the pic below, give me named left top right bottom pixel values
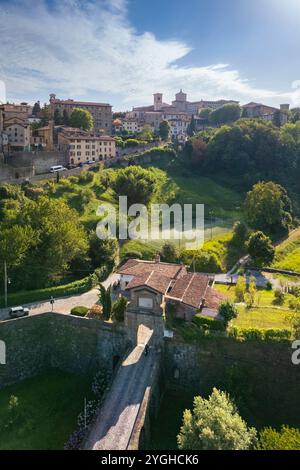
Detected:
left=4, top=261, right=7, bottom=308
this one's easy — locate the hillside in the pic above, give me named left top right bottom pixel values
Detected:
left=273, top=228, right=300, bottom=273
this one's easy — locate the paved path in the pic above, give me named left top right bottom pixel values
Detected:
left=85, top=327, right=157, bottom=450
left=0, top=273, right=120, bottom=321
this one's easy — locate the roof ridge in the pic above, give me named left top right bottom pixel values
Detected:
left=181, top=273, right=196, bottom=302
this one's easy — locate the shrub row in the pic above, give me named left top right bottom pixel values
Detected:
left=229, top=327, right=292, bottom=342
left=193, top=314, right=226, bottom=332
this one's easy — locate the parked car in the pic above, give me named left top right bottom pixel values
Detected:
left=50, top=165, right=67, bottom=173
left=9, top=306, right=30, bottom=319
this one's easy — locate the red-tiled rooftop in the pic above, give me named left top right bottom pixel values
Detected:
left=167, top=273, right=210, bottom=309
left=117, top=258, right=186, bottom=279
left=126, top=271, right=172, bottom=294
left=204, top=287, right=228, bottom=310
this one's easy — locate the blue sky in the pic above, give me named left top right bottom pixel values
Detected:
left=0, top=0, right=299, bottom=109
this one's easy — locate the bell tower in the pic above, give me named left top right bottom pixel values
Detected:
left=153, top=93, right=163, bottom=111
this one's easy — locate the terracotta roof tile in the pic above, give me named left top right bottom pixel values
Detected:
left=126, top=271, right=172, bottom=294
left=167, top=273, right=210, bottom=309
left=117, top=259, right=186, bottom=279
left=204, top=287, right=228, bottom=310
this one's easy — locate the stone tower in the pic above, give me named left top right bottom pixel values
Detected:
left=153, top=93, right=163, bottom=111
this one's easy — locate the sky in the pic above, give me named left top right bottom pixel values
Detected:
left=0, top=0, right=300, bottom=110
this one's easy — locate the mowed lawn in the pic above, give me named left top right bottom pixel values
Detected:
left=0, top=370, right=92, bottom=450
left=215, top=285, right=297, bottom=330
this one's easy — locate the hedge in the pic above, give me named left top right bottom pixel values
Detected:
left=0, top=276, right=93, bottom=308
left=70, top=306, right=89, bottom=317
left=193, top=314, right=226, bottom=332
left=229, top=327, right=291, bottom=342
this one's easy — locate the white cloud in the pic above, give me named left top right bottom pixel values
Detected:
left=0, top=0, right=299, bottom=109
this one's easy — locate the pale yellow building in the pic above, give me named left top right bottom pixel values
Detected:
left=58, top=129, right=116, bottom=165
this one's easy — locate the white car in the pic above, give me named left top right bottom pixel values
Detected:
left=50, top=165, right=67, bottom=173
left=9, top=306, right=30, bottom=319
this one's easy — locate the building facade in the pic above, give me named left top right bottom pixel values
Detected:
left=49, top=94, right=113, bottom=134
left=58, top=128, right=116, bottom=165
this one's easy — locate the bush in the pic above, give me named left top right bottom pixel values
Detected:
left=273, top=288, right=285, bottom=305
left=88, top=304, right=103, bottom=319
left=193, top=314, right=226, bottom=332
left=264, top=329, right=291, bottom=341
left=112, top=296, right=128, bottom=322
left=124, top=250, right=143, bottom=260
left=229, top=327, right=291, bottom=342
left=219, top=301, right=238, bottom=323
left=70, top=306, right=89, bottom=317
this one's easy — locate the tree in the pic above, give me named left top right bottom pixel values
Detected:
left=161, top=243, right=178, bottom=263
left=199, top=108, right=212, bottom=120
left=70, top=108, right=93, bottom=131
left=231, top=221, right=249, bottom=248
left=138, top=124, right=153, bottom=142
left=209, top=104, right=241, bottom=127
left=257, top=426, right=300, bottom=450
left=190, top=137, right=207, bottom=167
left=89, top=233, right=119, bottom=272
left=235, top=276, right=246, bottom=302
left=54, top=108, right=63, bottom=125
left=247, top=231, right=275, bottom=267
left=99, top=285, right=112, bottom=320
left=245, top=181, right=293, bottom=236
left=187, top=115, right=196, bottom=137
left=272, top=109, right=282, bottom=127
left=111, top=166, right=158, bottom=206
left=290, top=108, right=300, bottom=123
left=63, top=109, right=70, bottom=126
left=177, top=388, right=257, bottom=450
left=40, top=104, right=52, bottom=126
left=112, top=295, right=128, bottom=322
left=32, top=101, right=41, bottom=116
left=0, top=196, right=88, bottom=289
left=159, top=120, right=170, bottom=141
left=245, top=276, right=257, bottom=307
left=219, top=301, right=238, bottom=324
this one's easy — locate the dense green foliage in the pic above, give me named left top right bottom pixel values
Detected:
left=257, top=426, right=300, bottom=450
left=219, top=301, right=238, bottom=323
left=184, top=119, right=300, bottom=210
left=0, top=195, right=88, bottom=289
left=209, top=103, right=241, bottom=126
left=70, top=306, right=89, bottom=317
left=159, top=120, right=170, bottom=141
left=193, top=314, right=226, bottom=332
left=69, top=108, right=93, bottom=131
left=112, top=295, right=128, bottom=323
left=177, top=388, right=257, bottom=450
left=245, top=182, right=293, bottom=236
left=111, top=166, right=159, bottom=206
left=247, top=231, right=275, bottom=267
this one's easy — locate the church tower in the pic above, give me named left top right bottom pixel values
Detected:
left=153, top=93, right=163, bottom=111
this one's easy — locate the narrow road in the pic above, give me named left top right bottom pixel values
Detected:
left=0, top=273, right=120, bottom=321
left=85, top=328, right=157, bottom=450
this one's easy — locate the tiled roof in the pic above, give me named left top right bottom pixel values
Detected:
left=51, top=99, right=111, bottom=107
left=117, top=259, right=186, bottom=279
left=126, top=271, right=172, bottom=294
left=204, top=287, right=227, bottom=310
left=167, top=273, right=210, bottom=309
